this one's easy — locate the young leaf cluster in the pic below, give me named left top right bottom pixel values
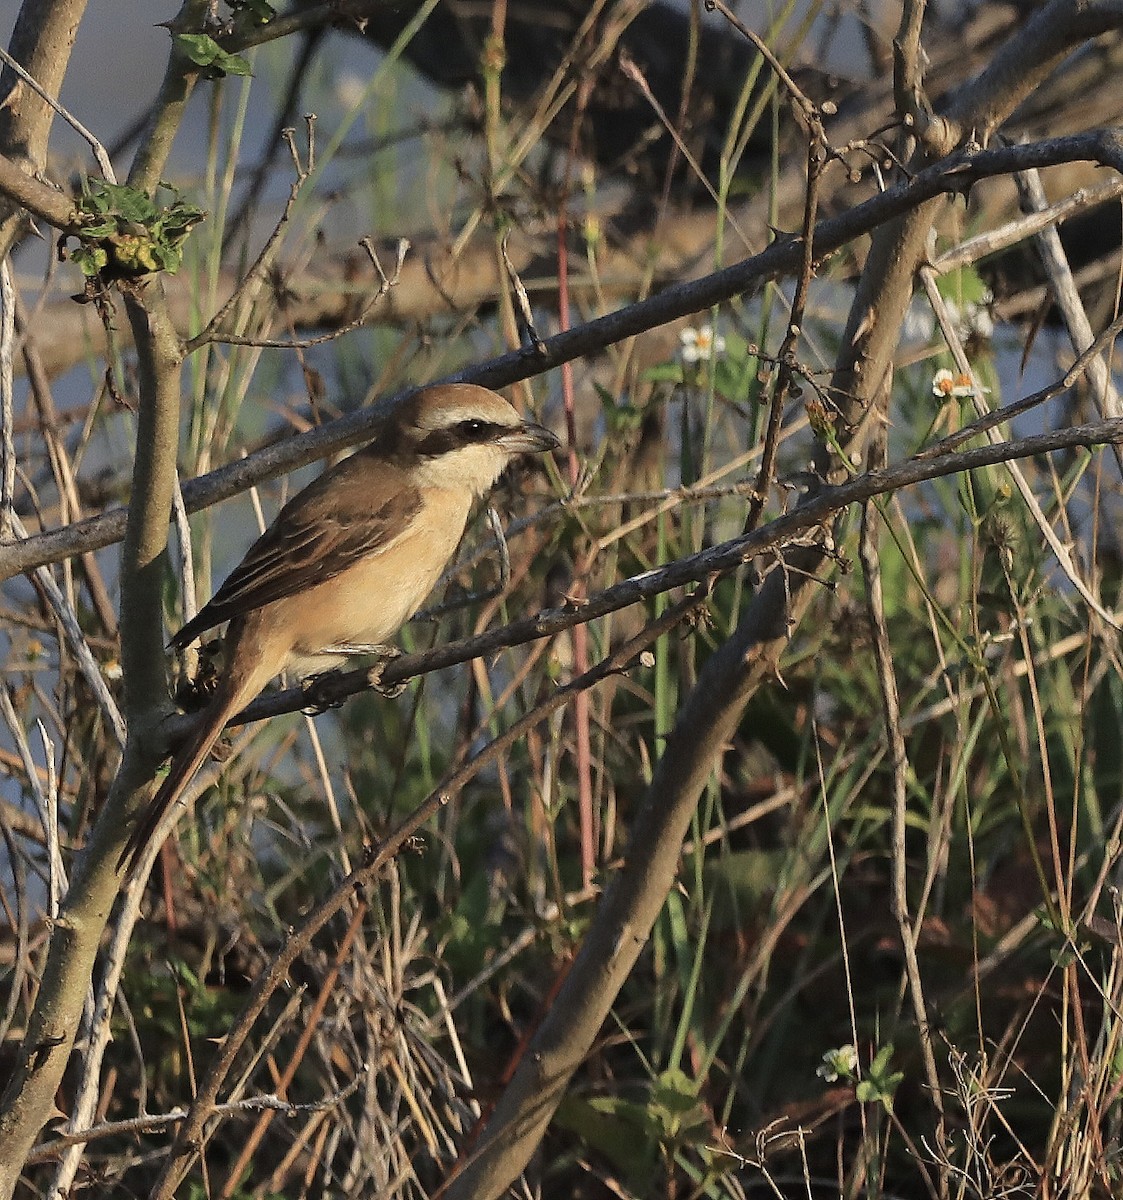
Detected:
left=61, top=180, right=206, bottom=285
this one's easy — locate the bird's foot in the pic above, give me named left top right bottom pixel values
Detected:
left=300, top=672, right=348, bottom=715
left=300, top=647, right=404, bottom=712
left=364, top=646, right=406, bottom=698
left=174, top=639, right=224, bottom=711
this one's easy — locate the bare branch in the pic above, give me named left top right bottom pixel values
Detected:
left=0, top=0, right=90, bottom=257
left=0, top=43, right=115, bottom=182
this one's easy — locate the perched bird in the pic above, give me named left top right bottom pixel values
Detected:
left=121, top=383, right=558, bottom=868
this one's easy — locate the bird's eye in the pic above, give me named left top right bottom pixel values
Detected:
left=458, top=419, right=488, bottom=439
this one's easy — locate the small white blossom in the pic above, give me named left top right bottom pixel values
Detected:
left=335, top=72, right=368, bottom=111
left=680, top=324, right=726, bottom=364
left=948, top=292, right=995, bottom=342
left=932, top=368, right=989, bottom=399
left=818, top=1043, right=859, bottom=1083
left=905, top=291, right=994, bottom=346
left=961, top=297, right=994, bottom=340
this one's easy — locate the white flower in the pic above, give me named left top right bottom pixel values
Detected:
left=335, top=72, right=368, bottom=111
left=932, top=368, right=989, bottom=399
left=817, top=1043, right=858, bottom=1083
left=960, top=297, right=994, bottom=341
left=947, top=292, right=995, bottom=342
left=680, top=324, right=726, bottom=364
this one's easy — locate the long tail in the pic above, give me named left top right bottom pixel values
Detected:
left=118, top=676, right=252, bottom=872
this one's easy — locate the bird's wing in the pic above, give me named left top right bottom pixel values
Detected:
left=172, top=460, right=422, bottom=649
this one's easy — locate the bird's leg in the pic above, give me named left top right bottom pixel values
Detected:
left=319, top=642, right=401, bottom=658
left=173, top=638, right=224, bottom=711
left=300, top=646, right=405, bottom=713
left=328, top=644, right=406, bottom=698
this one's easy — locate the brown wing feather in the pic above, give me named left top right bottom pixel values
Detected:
left=172, top=458, right=422, bottom=650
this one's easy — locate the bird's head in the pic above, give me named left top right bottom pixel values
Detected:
left=397, top=384, right=559, bottom=494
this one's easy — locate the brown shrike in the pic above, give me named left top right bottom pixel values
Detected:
left=121, top=383, right=558, bottom=868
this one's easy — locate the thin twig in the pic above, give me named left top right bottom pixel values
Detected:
left=190, top=237, right=409, bottom=350
left=932, top=176, right=1123, bottom=276
left=34, top=721, right=63, bottom=923
left=859, top=500, right=949, bottom=1191
left=0, top=691, right=64, bottom=918
left=0, top=260, right=14, bottom=541
left=0, top=45, right=116, bottom=182
left=217, top=901, right=367, bottom=1196
left=8, top=512, right=126, bottom=746
left=23, top=1068, right=369, bottom=1165
left=186, top=119, right=318, bottom=352
left=223, top=29, right=325, bottom=248
left=303, top=714, right=352, bottom=875
left=1012, top=159, right=1122, bottom=422
left=14, top=295, right=118, bottom=635
left=705, top=0, right=822, bottom=132
left=499, top=231, right=546, bottom=354
left=745, top=118, right=825, bottom=533
left=554, top=100, right=597, bottom=890
left=169, top=474, right=198, bottom=681
left=46, top=774, right=173, bottom=1196
left=618, top=50, right=754, bottom=252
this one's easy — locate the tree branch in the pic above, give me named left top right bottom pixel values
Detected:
left=0, top=0, right=90, bottom=257
left=191, top=415, right=1123, bottom=732
left=2, top=130, right=1121, bottom=582
left=0, top=279, right=184, bottom=1199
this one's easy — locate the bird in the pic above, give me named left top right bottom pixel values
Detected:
left=120, top=383, right=559, bottom=869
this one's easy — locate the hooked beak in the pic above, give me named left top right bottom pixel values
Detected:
left=500, top=421, right=561, bottom=455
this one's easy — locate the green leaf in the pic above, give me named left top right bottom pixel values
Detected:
left=1050, top=942, right=1083, bottom=968
left=936, top=264, right=990, bottom=307
left=174, top=32, right=222, bottom=65
left=157, top=204, right=206, bottom=243
left=652, top=1067, right=699, bottom=1115
left=174, top=32, right=252, bottom=77
left=1111, top=1039, right=1123, bottom=1085
left=102, top=181, right=157, bottom=224
left=856, top=1043, right=905, bottom=1113
left=70, top=243, right=108, bottom=277
left=108, top=233, right=161, bottom=274
left=76, top=216, right=116, bottom=240
left=597, top=383, right=644, bottom=437
left=650, top=1067, right=709, bottom=1142
left=68, top=178, right=206, bottom=281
